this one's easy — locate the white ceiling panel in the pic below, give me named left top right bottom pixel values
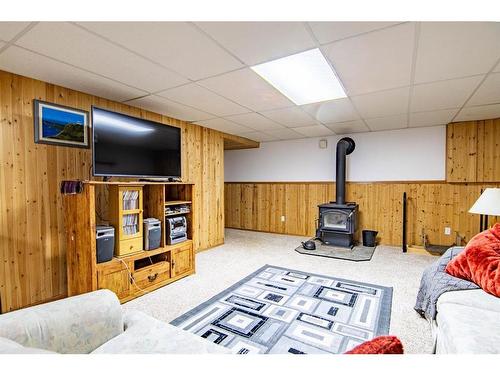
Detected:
left=0, top=46, right=147, bottom=102
left=195, top=22, right=316, bottom=65
left=455, top=103, right=500, bottom=122
left=198, top=68, right=294, bottom=111
left=301, top=98, right=359, bottom=123
left=365, top=114, right=408, bottom=131
left=308, top=22, right=402, bottom=45
left=127, top=95, right=214, bottom=122
left=411, top=75, right=483, bottom=112
left=0, top=22, right=31, bottom=41
left=325, top=120, right=370, bottom=134
left=265, top=128, right=304, bottom=140
left=194, top=117, right=253, bottom=135
left=351, top=87, right=410, bottom=118
left=239, top=131, right=280, bottom=142
left=260, top=106, right=317, bottom=128
left=323, top=23, right=415, bottom=95
left=77, top=22, right=244, bottom=80
left=293, top=124, right=334, bottom=137
left=157, top=83, right=250, bottom=117
left=15, top=22, right=189, bottom=93
left=409, top=109, right=459, bottom=127
left=415, top=22, right=500, bottom=83
left=224, top=112, right=285, bottom=131
left=468, top=73, right=500, bottom=106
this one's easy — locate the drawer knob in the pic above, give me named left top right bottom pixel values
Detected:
left=148, top=273, right=158, bottom=282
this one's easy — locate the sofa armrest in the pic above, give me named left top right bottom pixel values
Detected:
left=0, top=289, right=123, bottom=353
left=92, top=310, right=230, bottom=354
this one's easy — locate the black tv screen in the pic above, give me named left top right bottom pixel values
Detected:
left=92, top=107, right=181, bottom=178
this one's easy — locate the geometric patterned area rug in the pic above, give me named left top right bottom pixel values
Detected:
left=295, top=240, right=376, bottom=262
left=170, top=265, right=393, bottom=354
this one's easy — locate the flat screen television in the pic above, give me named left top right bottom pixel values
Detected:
left=92, top=107, right=181, bottom=178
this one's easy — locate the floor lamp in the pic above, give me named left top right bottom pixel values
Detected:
left=469, top=188, right=500, bottom=232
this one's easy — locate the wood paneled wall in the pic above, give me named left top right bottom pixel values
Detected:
left=0, top=70, right=225, bottom=313
left=225, top=182, right=499, bottom=247
left=447, top=119, right=500, bottom=182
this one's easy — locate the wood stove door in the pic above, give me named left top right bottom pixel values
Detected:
left=321, top=210, right=350, bottom=232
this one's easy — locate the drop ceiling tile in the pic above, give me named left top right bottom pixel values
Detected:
left=411, top=76, right=483, bottom=112
left=301, top=98, right=359, bottom=123
left=409, top=109, right=459, bottom=127
left=468, top=73, right=500, bottom=106
left=77, top=22, right=244, bottom=80
left=0, top=22, right=31, bottom=41
left=308, top=22, right=403, bottom=44
left=195, top=22, right=316, bottom=65
left=194, top=117, right=253, bottom=135
left=351, top=87, right=410, bottom=118
left=455, top=103, right=500, bottom=122
left=0, top=46, right=147, bottom=102
left=365, top=114, right=408, bottom=131
left=198, top=68, right=294, bottom=111
left=157, top=83, right=249, bottom=117
left=323, top=23, right=415, bottom=95
left=293, top=124, right=334, bottom=137
left=265, top=128, right=304, bottom=140
left=224, top=112, right=285, bottom=131
left=127, top=95, right=214, bottom=122
left=325, top=120, right=370, bottom=134
left=239, top=131, right=279, bottom=142
left=260, top=106, right=317, bottom=128
left=15, top=22, right=189, bottom=93
left=415, top=22, right=500, bottom=83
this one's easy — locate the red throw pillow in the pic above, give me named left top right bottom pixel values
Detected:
left=345, top=336, right=404, bottom=354
left=446, top=223, right=500, bottom=297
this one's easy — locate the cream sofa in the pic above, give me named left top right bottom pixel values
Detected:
left=434, top=288, right=500, bottom=354
left=0, top=289, right=229, bottom=354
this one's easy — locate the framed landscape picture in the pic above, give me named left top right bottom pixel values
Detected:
left=34, top=100, right=89, bottom=148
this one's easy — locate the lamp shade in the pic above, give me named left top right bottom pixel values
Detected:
left=469, top=188, right=500, bottom=216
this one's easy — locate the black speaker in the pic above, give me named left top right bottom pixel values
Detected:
left=96, top=225, right=115, bottom=263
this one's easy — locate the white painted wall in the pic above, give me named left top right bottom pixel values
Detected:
left=225, top=126, right=446, bottom=182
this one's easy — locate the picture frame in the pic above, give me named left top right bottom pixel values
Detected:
left=33, top=99, right=89, bottom=148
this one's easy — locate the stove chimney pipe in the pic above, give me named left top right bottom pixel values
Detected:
left=335, top=137, right=355, bottom=205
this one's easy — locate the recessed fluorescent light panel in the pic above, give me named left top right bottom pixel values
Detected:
left=251, top=48, right=347, bottom=105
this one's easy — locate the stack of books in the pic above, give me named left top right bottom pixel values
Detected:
left=122, top=190, right=139, bottom=210
left=123, top=214, right=139, bottom=235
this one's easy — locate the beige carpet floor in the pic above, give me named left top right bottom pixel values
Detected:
left=123, top=228, right=436, bottom=354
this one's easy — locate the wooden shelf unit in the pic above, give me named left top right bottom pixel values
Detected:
left=63, top=181, right=195, bottom=303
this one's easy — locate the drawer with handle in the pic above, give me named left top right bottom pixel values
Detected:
left=117, top=237, right=143, bottom=257
left=131, top=262, right=170, bottom=290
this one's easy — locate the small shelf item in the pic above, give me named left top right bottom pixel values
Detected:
left=165, top=203, right=191, bottom=216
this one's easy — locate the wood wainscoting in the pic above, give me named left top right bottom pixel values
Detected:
left=225, top=181, right=499, bottom=247
left=0, top=70, right=234, bottom=313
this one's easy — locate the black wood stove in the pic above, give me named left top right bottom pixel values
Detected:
left=316, top=137, right=358, bottom=248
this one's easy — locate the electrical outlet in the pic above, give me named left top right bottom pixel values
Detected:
left=444, top=227, right=452, bottom=235
left=281, top=215, right=285, bottom=222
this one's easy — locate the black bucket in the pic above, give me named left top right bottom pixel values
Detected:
left=362, top=230, right=378, bottom=247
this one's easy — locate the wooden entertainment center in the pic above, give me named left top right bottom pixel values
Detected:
left=63, top=181, right=195, bottom=303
